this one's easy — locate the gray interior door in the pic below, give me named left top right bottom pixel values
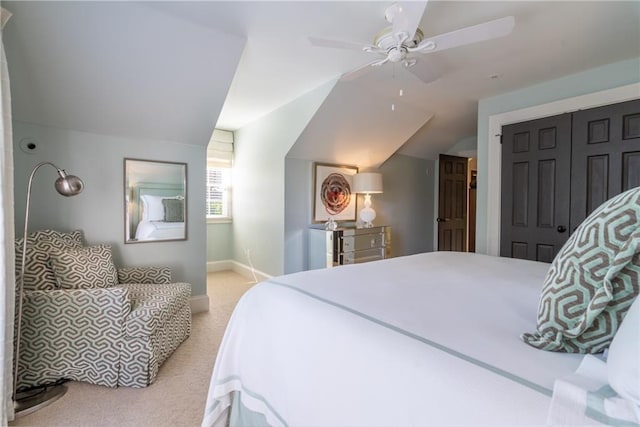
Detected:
left=570, top=98, right=640, bottom=231
left=438, top=154, right=467, bottom=251
left=500, top=113, right=572, bottom=262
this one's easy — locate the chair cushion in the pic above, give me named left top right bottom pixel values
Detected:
left=49, top=244, right=119, bottom=290
left=522, top=187, right=640, bottom=353
left=121, top=282, right=191, bottom=337
left=15, top=229, right=84, bottom=291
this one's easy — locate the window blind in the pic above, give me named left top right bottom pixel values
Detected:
left=207, top=129, right=233, bottom=167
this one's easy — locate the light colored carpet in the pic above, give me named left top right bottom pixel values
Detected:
left=10, top=271, right=256, bottom=427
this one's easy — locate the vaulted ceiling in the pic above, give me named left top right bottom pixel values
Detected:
left=4, top=1, right=640, bottom=164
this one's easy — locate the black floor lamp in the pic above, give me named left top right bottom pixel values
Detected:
left=13, top=161, right=84, bottom=418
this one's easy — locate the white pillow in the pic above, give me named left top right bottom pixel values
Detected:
left=141, top=195, right=176, bottom=221
left=607, top=295, right=640, bottom=404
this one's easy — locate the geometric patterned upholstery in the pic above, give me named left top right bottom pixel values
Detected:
left=18, top=287, right=130, bottom=389
left=521, top=187, right=640, bottom=353
left=15, top=229, right=84, bottom=291
left=118, top=283, right=192, bottom=387
left=117, top=266, right=171, bottom=285
left=121, top=282, right=191, bottom=337
left=49, top=244, right=119, bottom=289
left=15, top=230, right=192, bottom=390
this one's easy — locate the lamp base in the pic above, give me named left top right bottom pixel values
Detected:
left=359, top=206, right=376, bottom=228
left=14, top=384, right=67, bottom=418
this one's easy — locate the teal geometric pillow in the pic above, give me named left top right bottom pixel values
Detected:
left=521, top=187, right=640, bottom=353
left=49, top=244, right=119, bottom=290
left=15, top=229, right=84, bottom=291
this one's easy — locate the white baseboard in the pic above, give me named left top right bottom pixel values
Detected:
left=200, top=260, right=272, bottom=314
left=190, top=294, right=209, bottom=314
left=207, top=259, right=272, bottom=283
left=230, top=260, right=272, bottom=283
left=207, top=260, right=234, bottom=272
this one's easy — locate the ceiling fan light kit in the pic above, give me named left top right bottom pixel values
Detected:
left=309, top=2, right=515, bottom=84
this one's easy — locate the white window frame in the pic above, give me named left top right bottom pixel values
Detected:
left=207, top=129, right=234, bottom=224
left=206, top=162, right=232, bottom=223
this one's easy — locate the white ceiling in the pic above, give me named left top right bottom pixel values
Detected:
left=4, top=1, right=246, bottom=146
left=4, top=1, right=640, bottom=162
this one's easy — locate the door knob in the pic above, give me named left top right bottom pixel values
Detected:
left=557, top=225, right=567, bottom=233
left=436, top=218, right=450, bottom=222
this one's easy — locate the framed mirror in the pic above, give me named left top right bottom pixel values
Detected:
left=124, top=158, right=187, bottom=243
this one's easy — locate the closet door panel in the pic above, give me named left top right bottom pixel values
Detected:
left=623, top=151, right=640, bottom=189
left=501, top=114, right=572, bottom=262
left=571, top=99, right=640, bottom=231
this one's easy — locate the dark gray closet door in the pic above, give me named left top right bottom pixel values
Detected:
left=501, top=113, right=572, bottom=262
left=570, top=99, right=640, bottom=231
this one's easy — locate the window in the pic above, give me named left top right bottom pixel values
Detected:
left=207, top=129, right=234, bottom=221
left=206, top=165, right=231, bottom=219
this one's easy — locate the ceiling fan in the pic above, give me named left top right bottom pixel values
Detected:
left=309, top=2, right=515, bottom=84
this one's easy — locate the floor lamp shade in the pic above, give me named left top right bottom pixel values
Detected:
left=353, top=172, right=383, bottom=227
left=13, top=161, right=84, bottom=418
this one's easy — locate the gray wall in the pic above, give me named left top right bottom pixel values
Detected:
left=283, top=153, right=435, bottom=274
left=375, top=154, right=435, bottom=257
left=446, top=136, right=477, bottom=156
left=476, top=57, right=640, bottom=254
left=13, top=121, right=207, bottom=296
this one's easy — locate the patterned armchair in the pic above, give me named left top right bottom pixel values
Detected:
left=15, top=230, right=192, bottom=390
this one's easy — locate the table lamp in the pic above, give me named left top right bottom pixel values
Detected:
left=353, top=172, right=383, bottom=228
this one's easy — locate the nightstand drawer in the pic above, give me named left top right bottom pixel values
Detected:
left=342, top=248, right=385, bottom=264
left=308, top=225, right=390, bottom=269
left=342, top=233, right=384, bottom=252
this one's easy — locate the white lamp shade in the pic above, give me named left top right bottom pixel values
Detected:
left=353, top=172, right=383, bottom=194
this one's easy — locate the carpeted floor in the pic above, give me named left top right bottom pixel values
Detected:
left=10, top=270, right=256, bottom=427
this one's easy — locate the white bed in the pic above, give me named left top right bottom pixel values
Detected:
left=134, top=220, right=184, bottom=240
left=131, top=190, right=185, bottom=241
left=201, top=252, right=607, bottom=426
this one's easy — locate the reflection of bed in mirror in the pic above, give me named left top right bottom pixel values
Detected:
left=129, top=182, right=185, bottom=241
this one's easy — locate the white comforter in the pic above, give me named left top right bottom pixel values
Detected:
left=203, top=252, right=585, bottom=426
left=134, top=220, right=184, bottom=240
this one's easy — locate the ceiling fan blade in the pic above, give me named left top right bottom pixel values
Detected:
left=416, top=16, right=515, bottom=53
left=389, top=1, right=428, bottom=41
left=308, top=36, right=374, bottom=52
left=406, top=59, right=442, bottom=85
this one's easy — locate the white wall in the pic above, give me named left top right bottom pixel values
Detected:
left=232, top=80, right=336, bottom=276
left=283, top=158, right=313, bottom=274
left=207, top=222, right=233, bottom=263
left=13, top=121, right=207, bottom=296
left=476, top=57, right=640, bottom=255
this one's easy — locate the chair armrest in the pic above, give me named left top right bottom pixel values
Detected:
left=21, top=287, right=131, bottom=324
left=117, top=266, right=171, bottom=284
